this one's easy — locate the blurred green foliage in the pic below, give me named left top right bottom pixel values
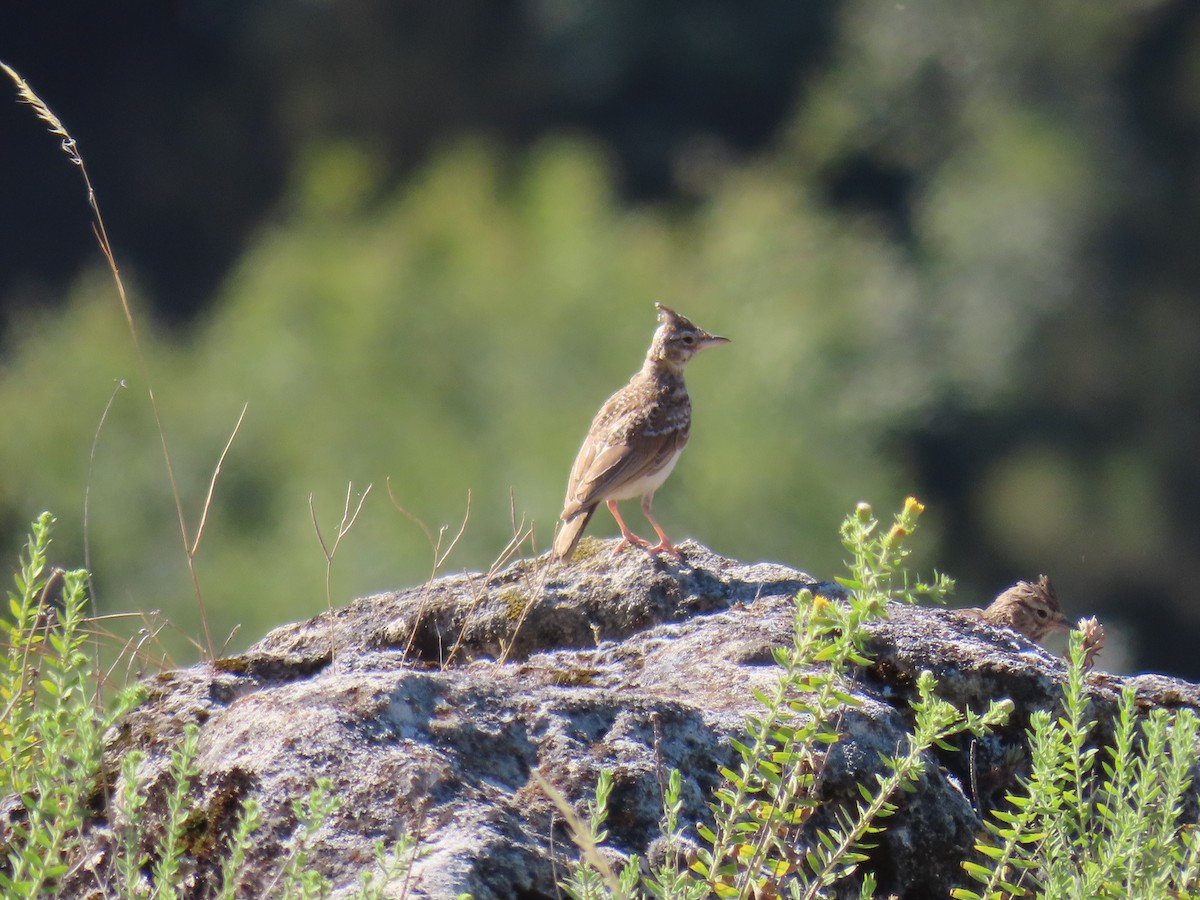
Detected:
left=0, top=136, right=916, bottom=658
left=3, top=0, right=1199, bottom=673
left=0, top=123, right=1072, bottom=658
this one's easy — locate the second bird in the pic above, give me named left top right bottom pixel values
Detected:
left=552, top=302, right=729, bottom=562
left=961, top=575, right=1070, bottom=643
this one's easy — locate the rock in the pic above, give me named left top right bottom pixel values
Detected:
left=64, top=539, right=1200, bottom=898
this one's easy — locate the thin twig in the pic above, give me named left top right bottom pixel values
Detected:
left=532, top=771, right=622, bottom=893
left=83, top=379, right=127, bottom=601
left=386, top=481, right=473, bottom=662
left=494, top=527, right=543, bottom=666
left=191, top=403, right=249, bottom=557
left=388, top=481, right=472, bottom=571
left=310, top=483, right=373, bottom=570
left=219, top=623, right=242, bottom=658
left=310, top=482, right=373, bottom=659
left=82, top=611, right=169, bottom=673
left=451, top=515, right=535, bottom=668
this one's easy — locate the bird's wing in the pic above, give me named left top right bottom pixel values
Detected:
left=561, top=425, right=686, bottom=519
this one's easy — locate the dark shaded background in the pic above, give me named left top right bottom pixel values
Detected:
left=1, top=1, right=833, bottom=322
left=4, top=0, right=1200, bottom=678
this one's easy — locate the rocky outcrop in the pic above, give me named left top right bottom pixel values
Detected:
left=71, top=539, right=1200, bottom=898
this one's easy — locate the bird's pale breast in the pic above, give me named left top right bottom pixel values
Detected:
left=604, top=446, right=683, bottom=500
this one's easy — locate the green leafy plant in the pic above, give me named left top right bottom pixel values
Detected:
left=560, top=502, right=1200, bottom=898
left=216, top=795, right=263, bottom=900
left=0, top=512, right=143, bottom=896
left=116, top=748, right=150, bottom=894
left=272, top=777, right=343, bottom=900
left=154, top=723, right=204, bottom=898
left=110, top=722, right=269, bottom=899
left=954, top=629, right=1200, bottom=900
left=644, top=768, right=709, bottom=900
left=557, top=768, right=642, bottom=900
left=692, top=499, right=1009, bottom=898
left=560, top=500, right=1010, bottom=899
left=356, top=829, right=420, bottom=900
left=1, top=516, right=424, bottom=899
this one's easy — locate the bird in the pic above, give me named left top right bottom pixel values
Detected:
left=552, top=302, right=729, bottom=563
left=959, top=575, right=1070, bottom=643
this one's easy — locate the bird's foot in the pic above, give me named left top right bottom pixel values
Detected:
left=645, top=539, right=682, bottom=559
left=612, top=532, right=652, bottom=555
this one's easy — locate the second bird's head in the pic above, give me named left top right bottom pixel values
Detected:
left=649, top=302, right=730, bottom=369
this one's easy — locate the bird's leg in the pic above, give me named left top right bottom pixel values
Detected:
left=641, top=493, right=682, bottom=558
left=607, top=500, right=651, bottom=553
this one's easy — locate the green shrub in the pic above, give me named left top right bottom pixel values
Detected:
left=0, top=513, right=142, bottom=895
left=562, top=500, right=1010, bottom=898
left=0, top=515, right=422, bottom=899
left=563, top=500, right=1200, bottom=898
left=955, top=631, right=1200, bottom=899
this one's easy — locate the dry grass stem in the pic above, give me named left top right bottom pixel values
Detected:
left=445, top=519, right=533, bottom=668
left=191, top=403, right=250, bottom=557
left=114, top=610, right=173, bottom=679
left=387, top=482, right=473, bottom=662
left=495, top=536, right=548, bottom=665
left=532, top=771, right=622, bottom=893
left=83, top=379, right=127, bottom=601
left=310, top=482, right=373, bottom=659
left=219, top=623, right=242, bottom=657
left=496, top=485, right=549, bottom=665
left=387, top=480, right=472, bottom=572
left=448, top=501, right=537, bottom=672
left=310, top=482, right=373, bottom=571
left=387, top=483, right=542, bottom=668
left=3, top=61, right=220, bottom=659
left=78, top=610, right=173, bottom=702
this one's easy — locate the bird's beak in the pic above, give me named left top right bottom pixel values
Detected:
left=700, top=334, right=730, bottom=349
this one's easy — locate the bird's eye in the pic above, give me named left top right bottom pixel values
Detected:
left=680, top=334, right=696, bottom=345
left=1035, top=608, right=1047, bottom=618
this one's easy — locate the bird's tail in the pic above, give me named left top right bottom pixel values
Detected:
left=552, top=506, right=595, bottom=562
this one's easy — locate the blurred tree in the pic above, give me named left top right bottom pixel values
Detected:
left=786, top=0, right=1200, bottom=676
left=5, top=0, right=1200, bottom=680
left=0, top=137, right=909, bottom=662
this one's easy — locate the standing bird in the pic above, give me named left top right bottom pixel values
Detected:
left=959, top=575, right=1071, bottom=643
left=552, top=303, right=729, bottom=562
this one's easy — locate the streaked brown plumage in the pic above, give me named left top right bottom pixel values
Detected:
left=960, top=574, right=1070, bottom=643
left=552, top=303, right=729, bottom=562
